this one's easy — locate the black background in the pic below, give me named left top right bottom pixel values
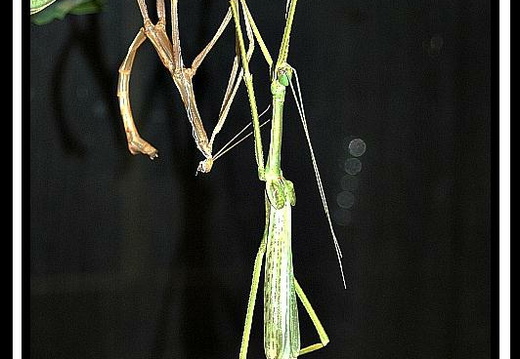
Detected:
left=29, top=0, right=495, bottom=358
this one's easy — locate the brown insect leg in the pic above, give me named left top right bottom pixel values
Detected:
left=117, top=29, right=159, bottom=159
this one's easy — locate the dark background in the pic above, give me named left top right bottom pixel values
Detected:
left=29, top=0, right=494, bottom=358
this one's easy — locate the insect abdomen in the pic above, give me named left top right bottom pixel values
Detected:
left=264, top=203, right=300, bottom=359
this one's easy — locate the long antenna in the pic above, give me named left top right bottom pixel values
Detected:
left=289, top=67, right=347, bottom=289
left=213, top=106, right=271, bottom=162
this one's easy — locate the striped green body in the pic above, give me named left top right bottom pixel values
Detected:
left=233, top=1, right=331, bottom=358
left=262, top=43, right=299, bottom=359
left=264, top=198, right=300, bottom=359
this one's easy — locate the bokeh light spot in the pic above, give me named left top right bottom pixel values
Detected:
left=337, top=190, right=356, bottom=209
left=344, top=158, right=362, bottom=175
left=348, top=138, right=366, bottom=157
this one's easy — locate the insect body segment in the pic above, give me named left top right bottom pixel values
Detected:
left=118, top=1, right=247, bottom=173
left=264, top=200, right=300, bottom=359
left=119, top=2, right=339, bottom=359
left=264, top=177, right=300, bottom=359
left=232, top=1, right=334, bottom=358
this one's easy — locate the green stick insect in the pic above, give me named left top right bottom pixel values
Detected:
left=114, top=0, right=345, bottom=357
left=229, top=1, right=345, bottom=358
left=31, top=0, right=345, bottom=357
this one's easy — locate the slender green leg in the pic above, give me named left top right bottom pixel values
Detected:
left=275, top=0, right=299, bottom=69
left=234, top=1, right=331, bottom=358
left=239, top=201, right=270, bottom=359
left=230, top=0, right=265, bottom=180
left=238, top=0, right=273, bottom=68
left=294, top=278, right=330, bottom=355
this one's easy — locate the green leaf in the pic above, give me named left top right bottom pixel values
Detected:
left=69, top=1, right=105, bottom=15
left=30, top=0, right=57, bottom=15
left=30, top=0, right=106, bottom=25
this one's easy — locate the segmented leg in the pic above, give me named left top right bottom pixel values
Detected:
left=116, top=0, right=172, bottom=159
left=294, top=279, right=330, bottom=355
left=209, top=5, right=256, bottom=149
left=238, top=0, right=273, bottom=66
left=239, top=201, right=269, bottom=359
left=191, top=9, right=233, bottom=74
left=210, top=55, right=241, bottom=148
left=155, top=0, right=166, bottom=23
left=119, top=1, right=247, bottom=171
left=117, top=29, right=158, bottom=159
left=230, top=0, right=265, bottom=180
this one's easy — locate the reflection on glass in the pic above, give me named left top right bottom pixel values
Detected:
left=348, top=138, right=366, bottom=157
left=336, top=190, right=355, bottom=209
left=340, top=174, right=359, bottom=192
left=344, top=158, right=362, bottom=175
left=332, top=208, right=352, bottom=226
